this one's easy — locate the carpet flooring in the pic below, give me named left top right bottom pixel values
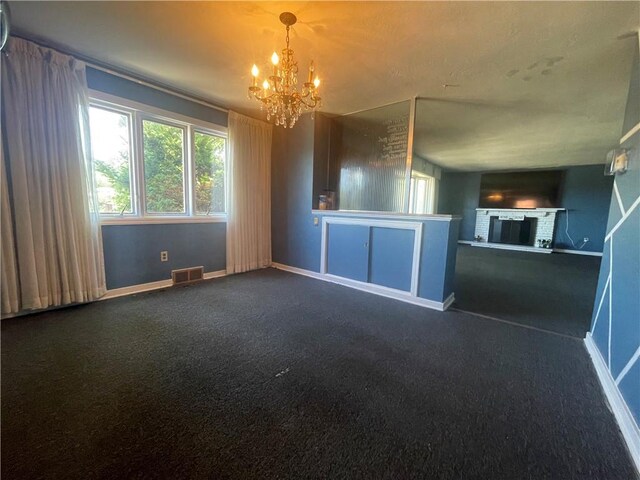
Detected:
left=2, top=268, right=636, bottom=479
left=453, top=245, right=602, bottom=337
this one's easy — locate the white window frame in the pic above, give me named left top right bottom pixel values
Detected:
left=89, top=90, right=227, bottom=225
left=409, top=172, right=436, bottom=215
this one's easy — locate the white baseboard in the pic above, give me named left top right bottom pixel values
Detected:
left=203, top=270, right=227, bottom=280
left=458, top=240, right=474, bottom=245
left=471, top=242, right=553, bottom=254
left=585, top=333, right=640, bottom=474
left=272, top=262, right=454, bottom=312
left=553, top=248, right=603, bottom=257
left=101, top=269, right=227, bottom=300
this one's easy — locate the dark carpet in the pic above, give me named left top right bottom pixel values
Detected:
left=453, top=245, right=601, bottom=337
left=2, top=268, right=636, bottom=479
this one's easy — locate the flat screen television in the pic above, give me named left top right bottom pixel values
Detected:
left=478, top=170, right=563, bottom=209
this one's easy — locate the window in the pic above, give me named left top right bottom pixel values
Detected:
left=194, top=131, right=226, bottom=214
left=89, top=106, right=133, bottom=214
left=409, top=173, right=436, bottom=214
left=142, top=120, right=186, bottom=214
left=88, top=93, right=227, bottom=222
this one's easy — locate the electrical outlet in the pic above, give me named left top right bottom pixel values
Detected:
left=160, top=251, right=168, bottom=262
left=313, top=217, right=319, bottom=226
left=583, top=237, right=589, bottom=243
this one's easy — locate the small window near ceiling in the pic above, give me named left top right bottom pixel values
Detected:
left=142, top=119, right=186, bottom=214
left=89, top=106, right=133, bottom=214
left=194, top=131, right=226, bottom=215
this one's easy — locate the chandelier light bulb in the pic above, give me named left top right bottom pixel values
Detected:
left=313, top=77, right=320, bottom=89
left=262, top=79, right=270, bottom=90
left=251, top=64, right=259, bottom=77
left=271, top=52, right=279, bottom=65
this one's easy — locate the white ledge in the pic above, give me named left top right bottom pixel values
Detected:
left=100, top=215, right=227, bottom=226
left=311, top=210, right=461, bottom=222
left=475, top=208, right=565, bottom=212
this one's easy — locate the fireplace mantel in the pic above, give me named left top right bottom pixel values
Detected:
left=475, top=208, right=565, bottom=212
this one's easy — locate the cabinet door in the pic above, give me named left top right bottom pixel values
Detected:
left=369, top=227, right=414, bottom=292
left=326, top=224, right=370, bottom=282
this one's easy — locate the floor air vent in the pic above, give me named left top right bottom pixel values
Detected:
left=172, top=266, right=204, bottom=285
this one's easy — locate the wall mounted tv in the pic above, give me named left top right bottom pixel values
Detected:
left=478, top=170, right=563, bottom=209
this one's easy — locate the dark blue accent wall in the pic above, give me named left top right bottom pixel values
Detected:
left=271, top=114, right=322, bottom=272
left=438, top=167, right=613, bottom=252
left=590, top=44, right=640, bottom=426
left=102, top=223, right=226, bottom=290
left=86, top=67, right=228, bottom=127
left=437, top=172, right=481, bottom=241
left=554, top=166, right=613, bottom=252
left=87, top=68, right=229, bottom=289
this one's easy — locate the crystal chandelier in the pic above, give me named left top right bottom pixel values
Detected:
left=248, top=12, right=321, bottom=128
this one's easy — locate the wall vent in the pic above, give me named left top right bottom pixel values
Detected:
left=171, top=266, right=204, bottom=286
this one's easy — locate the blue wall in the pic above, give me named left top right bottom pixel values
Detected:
left=86, top=68, right=227, bottom=127
left=271, top=115, right=460, bottom=304
left=554, top=166, right=613, bottom=252
left=271, top=114, right=322, bottom=272
left=102, top=223, right=226, bottom=290
left=590, top=45, right=640, bottom=426
left=438, top=166, right=613, bottom=252
left=87, top=68, right=229, bottom=289
left=438, top=172, right=481, bottom=242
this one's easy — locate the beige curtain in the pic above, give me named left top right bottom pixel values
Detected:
left=1, top=147, right=19, bottom=314
left=226, top=111, right=272, bottom=274
left=1, top=37, right=106, bottom=313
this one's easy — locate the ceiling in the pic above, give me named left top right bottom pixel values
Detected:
left=9, top=1, right=640, bottom=171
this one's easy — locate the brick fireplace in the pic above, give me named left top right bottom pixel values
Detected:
left=473, top=208, right=564, bottom=252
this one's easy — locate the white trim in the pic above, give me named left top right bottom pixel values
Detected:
left=203, top=270, right=227, bottom=280
left=608, top=238, right=613, bottom=368
left=320, top=216, right=423, bottom=296
left=458, top=240, right=475, bottom=245
left=470, top=242, right=553, bottom=254
left=584, top=334, right=640, bottom=475
left=605, top=194, right=640, bottom=242
left=620, top=121, right=640, bottom=145
left=616, top=346, right=640, bottom=386
left=552, top=248, right=603, bottom=257
left=614, top=181, right=626, bottom=215
left=100, top=215, right=226, bottom=226
left=272, top=263, right=453, bottom=312
left=100, top=270, right=227, bottom=300
left=591, top=274, right=610, bottom=334
left=101, top=279, right=173, bottom=300
left=311, top=209, right=460, bottom=222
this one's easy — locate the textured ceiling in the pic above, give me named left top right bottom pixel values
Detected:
left=9, top=1, right=640, bottom=171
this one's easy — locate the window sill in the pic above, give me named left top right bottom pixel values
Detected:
left=100, top=215, right=227, bottom=226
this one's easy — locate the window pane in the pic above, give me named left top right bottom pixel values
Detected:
left=89, top=106, right=132, bottom=214
left=194, top=131, right=226, bottom=214
left=143, top=120, right=185, bottom=214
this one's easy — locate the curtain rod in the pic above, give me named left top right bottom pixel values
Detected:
left=11, top=32, right=230, bottom=114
